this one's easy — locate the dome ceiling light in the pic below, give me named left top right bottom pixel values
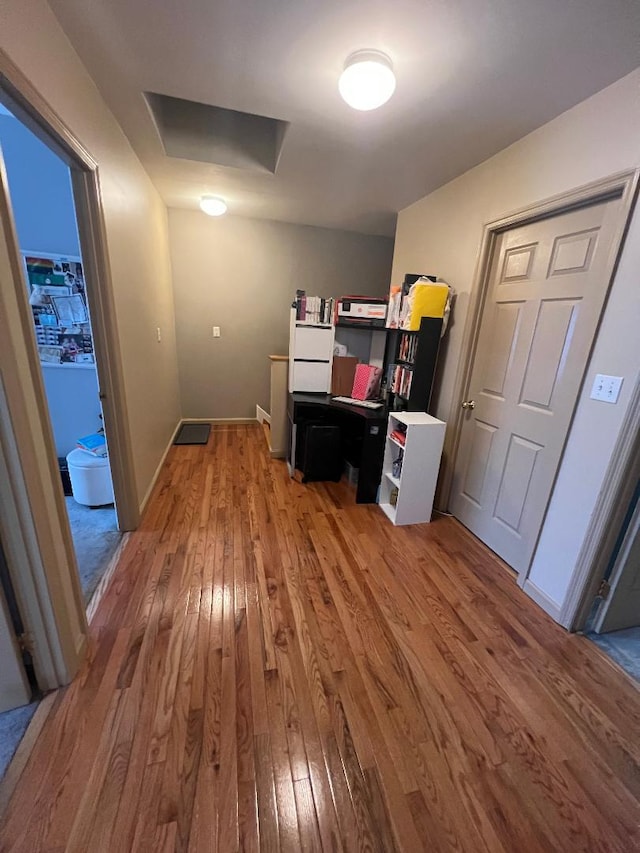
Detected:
left=200, top=196, right=227, bottom=216
left=338, top=50, right=396, bottom=111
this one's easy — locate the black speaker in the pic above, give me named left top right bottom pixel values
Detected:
left=301, top=425, right=342, bottom=483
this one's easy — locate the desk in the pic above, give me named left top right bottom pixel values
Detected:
left=287, top=393, right=388, bottom=503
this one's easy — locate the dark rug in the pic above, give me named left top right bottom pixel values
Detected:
left=174, top=423, right=211, bottom=445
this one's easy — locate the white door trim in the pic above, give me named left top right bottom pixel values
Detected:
left=441, top=169, right=639, bottom=587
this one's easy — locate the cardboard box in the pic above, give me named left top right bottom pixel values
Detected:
left=331, top=356, right=358, bottom=396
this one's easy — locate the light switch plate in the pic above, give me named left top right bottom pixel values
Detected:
left=213, top=326, right=221, bottom=338
left=590, top=374, right=623, bottom=404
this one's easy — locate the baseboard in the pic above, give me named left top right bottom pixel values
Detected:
left=86, top=532, right=130, bottom=624
left=139, top=419, right=182, bottom=514
left=180, top=417, right=257, bottom=425
left=270, top=449, right=286, bottom=459
left=256, top=405, right=271, bottom=425
left=523, top=579, right=562, bottom=624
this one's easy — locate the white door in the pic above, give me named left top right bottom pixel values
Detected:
left=593, top=495, right=640, bottom=633
left=450, top=198, right=623, bottom=574
left=0, top=574, right=31, bottom=713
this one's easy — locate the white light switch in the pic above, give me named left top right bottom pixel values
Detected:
left=590, top=374, right=623, bottom=404
left=156, top=327, right=162, bottom=342
left=213, top=326, right=221, bottom=338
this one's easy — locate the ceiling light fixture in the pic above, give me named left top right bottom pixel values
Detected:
left=338, top=50, right=396, bottom=111
left=200, top=196, right=227, bottom=216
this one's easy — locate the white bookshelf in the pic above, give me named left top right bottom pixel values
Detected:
left=378, top=411, right=446, bottom=526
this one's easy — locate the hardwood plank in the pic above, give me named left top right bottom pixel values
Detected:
left=253, top=732, right=280, bottom=853
left=1, top=424, right=638, bottom=853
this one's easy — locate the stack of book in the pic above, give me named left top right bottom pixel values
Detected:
left=398, top=332, right=418, bottom=363
left=77, top=432, right=108, bottom=457
left=294, top=290, right=334, bottom=325
left=391, top=365, right=413, bottom=400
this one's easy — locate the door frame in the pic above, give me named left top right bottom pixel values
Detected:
left=441, top=169, right=639, bottom=590
left=0, top=49, right=139, bottom=685
left=0, top=49, right=139, bottom=532
left=560, top=374, right=640, bottom=631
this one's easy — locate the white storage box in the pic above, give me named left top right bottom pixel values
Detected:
left=67, top=448, right=114, bottom=507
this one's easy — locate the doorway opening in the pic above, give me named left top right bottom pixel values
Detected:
left=0, top=54, right=139, bottom=790
left=585, top=479, right=640, bottom=683
left=0, top=101, right=126, bottom=781
left=0, top=103, right=122, bottom=607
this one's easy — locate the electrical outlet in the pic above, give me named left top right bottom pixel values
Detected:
left=156, top=327, right=162, bottom=342
left=590, top=374, right=623, bottom=404
left=213, top=326, right=221, bottom=338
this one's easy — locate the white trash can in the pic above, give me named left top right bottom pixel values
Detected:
left=66, top=448, right=114, bottom=507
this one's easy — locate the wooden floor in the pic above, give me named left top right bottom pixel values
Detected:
left=1, top=424, right=639, bottom=852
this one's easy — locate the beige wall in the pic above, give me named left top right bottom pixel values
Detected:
left=391, top=69, right=640, bottom=613
left=168, top=210, right=394, bottom=419
left=0, top=0, right=181, bottom=507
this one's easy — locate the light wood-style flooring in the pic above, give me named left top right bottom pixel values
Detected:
left=1, top=424, right=639, bottom=852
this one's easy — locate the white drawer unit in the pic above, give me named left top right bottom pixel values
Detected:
left=290, top=360, right=332, bottom=393
left=294, top=326, right=335, bottom=360
left=289, top=309, right=335, bottom=392
left=379, top=411, right=446, bottom=525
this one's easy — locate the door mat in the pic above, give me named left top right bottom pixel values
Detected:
left=173, top=423, right=211, bottom=445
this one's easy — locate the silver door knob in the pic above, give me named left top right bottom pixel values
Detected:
left=461, top=400, right=476, bottom=410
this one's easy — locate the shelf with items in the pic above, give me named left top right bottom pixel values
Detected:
left=379, top=411, right=446, bottom=526
left=387, top=316, right=443, bottom=413
left=335, top=319, right=386, bottom=330
left=397, top=330, right=419, bottom=364
left=23, top=252, right=95, bottom=367
left=293, top=291, right=335, bottom=326
left=387, top=434, right=405, bottom=452
left=383, top=470, right=400, bottom=489
left=390, top=363, right=414, bottom=400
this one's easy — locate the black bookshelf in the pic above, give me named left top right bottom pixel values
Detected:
left=389, top=316, right=443, bottom=413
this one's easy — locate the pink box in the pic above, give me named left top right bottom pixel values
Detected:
left=352, top=364, right=382, bottom=400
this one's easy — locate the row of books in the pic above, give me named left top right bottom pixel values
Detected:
left=398, top=332, right=418, bottom=363
left=391, top=365, right=413, bottom=399
left=294, top=290, right=334, bottom=325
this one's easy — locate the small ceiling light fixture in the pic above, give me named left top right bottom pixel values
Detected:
left=200, top=195, right=227, bottom=216
left=338, top=50, right=396, bottom=111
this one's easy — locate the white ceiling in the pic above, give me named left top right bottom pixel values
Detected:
left=48, top=0, right=640, bottom=236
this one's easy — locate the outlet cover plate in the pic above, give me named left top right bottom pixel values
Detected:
left=590, top=374, right=623, bottom=404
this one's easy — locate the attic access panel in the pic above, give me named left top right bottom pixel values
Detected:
left=145, top=92, right=289, bottom=173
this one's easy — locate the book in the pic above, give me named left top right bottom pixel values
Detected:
left=77, top=432, right=107, bottom=457
left=293, top=291, right=335, bottom=326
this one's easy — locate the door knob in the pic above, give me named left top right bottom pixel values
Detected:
left=461, top=400, right=476, bottom=410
